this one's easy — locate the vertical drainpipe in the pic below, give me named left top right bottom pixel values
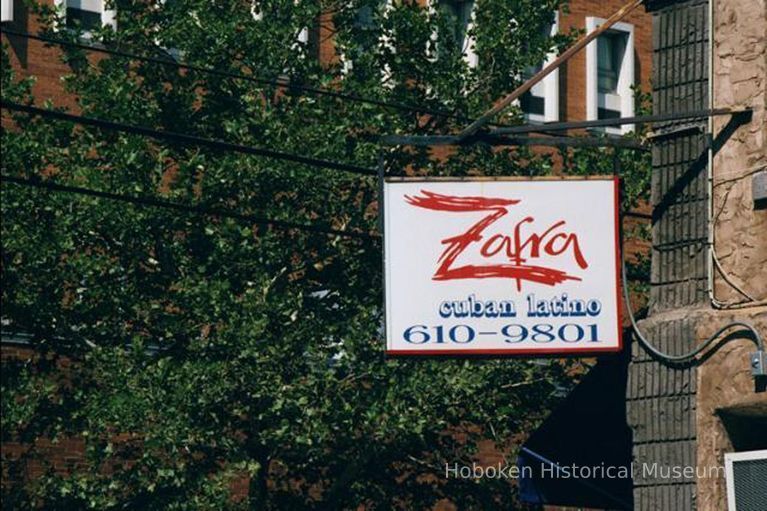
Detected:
left=707, top=0, right=716, bottom=307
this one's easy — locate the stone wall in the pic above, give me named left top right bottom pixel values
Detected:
left=696, top=0, right=767, bottom=509
left=710, top=0, right=767, bottom=304
left=696, top=311, right=767, bottom=511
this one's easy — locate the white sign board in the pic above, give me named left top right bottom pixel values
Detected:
left=383, top=177, right=622, bottom=356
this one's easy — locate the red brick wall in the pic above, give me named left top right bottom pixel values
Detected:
left=0, top=344, right=88, bottom=494
left=2, top=0, right=79, bottom=111
left=560, top=0, right=653, bottom=123
left=4, top=1, right=654, bottom=129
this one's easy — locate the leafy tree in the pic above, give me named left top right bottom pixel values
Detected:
left=1, top=0, right=648, bottom=508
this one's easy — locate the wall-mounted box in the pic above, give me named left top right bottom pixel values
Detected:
left=753, top=170, right=767, bottom=206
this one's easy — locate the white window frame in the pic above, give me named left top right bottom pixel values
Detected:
left=521, top=11, right=559, bottom=124
left=586, top=16, right=634, bottom=134
left=54, top=0, right=116, bottom=35
left=250, top=0, right=263, bottom=21
left=380, top=0, right=394, bottom=87
left=460, top=0, right=477, bottom=69
left=725, top=449, right=767, bottom=511
left=292, top=0, right=309, bottom=52
left=2, top=0, right=13, bottom=23
left=297, top=27, right=309, bottom=45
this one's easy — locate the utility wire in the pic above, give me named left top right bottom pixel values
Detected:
left=0, top=28, right=491, bottom=126
left=0, top=174, right=379, bottom=240
left=621, top=255, right=764, bottom=362
left=5, top=25, right=762, bottom=363
left=6, top=176, right=761, bottom=358
left=1, top=100, right=377, bottom=176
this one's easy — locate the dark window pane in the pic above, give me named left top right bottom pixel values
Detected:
left=438, top=0, right=473, bottom=53
left=521, top=92, right=545, bottom=116
left=732, top=458, right=767, bottom=511
left=520, top=19, right=555, bottom=117
left=523, top=63, right=543, bottom=81
left=598, top=107, right=621, bottom=120
left=597, top=31, right=626, bottom=94
left=355, top=5, right=375, bottom=29
left=66, top=7, right=102, bottom=31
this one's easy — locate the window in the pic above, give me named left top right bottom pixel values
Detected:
left=297, top=27, right=309, bottom=45
left=725, top=450, right=767, bottom=511
left=586, top=17, right=634, bottom=134
left=287, top=0, right=310, bottom=65
left=520, top=13, right=559, bottom=123
left=438, top=1, right=473, bottom=54
left=339, top=2, right=382, bottom=75
left=1, top=0, right=13, bottom=23
left=380, top=0, right=395, bottom=85
left=250, top=1, right=263, bottom=21
left=55, top=0, right=116, bottom=33
left=433, top=0, right=477, bottom=68
left=597, top=32, right=625, bottom=94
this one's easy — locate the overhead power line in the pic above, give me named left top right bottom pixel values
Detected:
left=0, top=174, right=379, bottom=240
left=0, top=28, right=491, bottom=126
left=0, top=173, right=650, bottom=240
left=489, top=108, right=750, bottom=135
left=1, top=100, right=377, bottom=176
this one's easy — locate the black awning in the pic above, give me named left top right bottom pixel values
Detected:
left=518, top=347, right=634, bottom=510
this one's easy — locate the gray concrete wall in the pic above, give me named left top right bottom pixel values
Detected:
left=627, top=1, right=709, bottom=509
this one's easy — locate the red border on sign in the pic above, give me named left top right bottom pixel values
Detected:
left=384, top=176, right=625, bottom=357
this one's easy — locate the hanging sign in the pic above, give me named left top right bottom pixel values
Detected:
left=383, top=177, right=622, bottom=356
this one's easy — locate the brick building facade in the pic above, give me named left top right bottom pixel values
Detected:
left=0, top=0, right=671, bottom=508
left=558, top=0, right=652, bottom=127
left=1, top=0, right=654, bottom=139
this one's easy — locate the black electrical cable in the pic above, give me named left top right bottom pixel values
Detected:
left=0, top=174, right=379, bottom=241
left=4, top=173, right=761, bottom=357
left=0, top=28, right=487, bottom=125
left=1, top=100, right=377, bottom=176
left=621, top=255, right=764, bottom=362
